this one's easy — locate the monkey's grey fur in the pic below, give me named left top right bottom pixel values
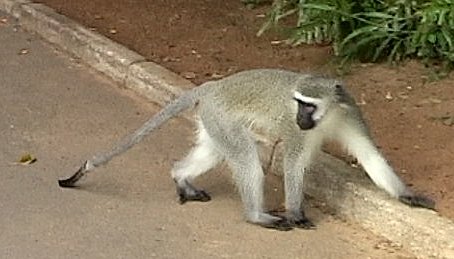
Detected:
left=59, top=69, right=434, bottom=230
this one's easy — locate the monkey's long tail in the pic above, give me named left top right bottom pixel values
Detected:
left=58, top=86, right=205, bottom=188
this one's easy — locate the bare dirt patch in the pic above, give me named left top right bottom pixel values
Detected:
left=35, top=0, right=454, bottom=219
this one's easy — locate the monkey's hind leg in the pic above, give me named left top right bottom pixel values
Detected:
left=172, top=120, right=224, bottom=204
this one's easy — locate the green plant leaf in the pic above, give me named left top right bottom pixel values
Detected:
left=441, top=28, right=453, bottom=50
left=340, top=25, right=380, bottom=47
left=356, top=11, right=396, bottom=20
left=388, top=39, right=404, bottom=62
left=373, top=36, right=394, bottom=61
left=300, top=3, right=336, bottom=12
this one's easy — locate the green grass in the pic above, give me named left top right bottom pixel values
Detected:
left=257, top=0, right=454, bottom=72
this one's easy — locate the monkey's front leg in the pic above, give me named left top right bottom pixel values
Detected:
left=282, top=172, right=316, bottom=229
left=280, top=149, right=316, bottom=229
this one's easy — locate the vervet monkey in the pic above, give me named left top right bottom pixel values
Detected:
left=59, top=69, right=434, bottom=231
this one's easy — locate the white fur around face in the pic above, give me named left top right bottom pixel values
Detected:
left=293, top=91, right=321, bottom=105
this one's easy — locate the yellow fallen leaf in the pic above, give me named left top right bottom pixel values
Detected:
left=18, top=48, right=29, bottom=55
left=18, top=154, right=37, bottom=165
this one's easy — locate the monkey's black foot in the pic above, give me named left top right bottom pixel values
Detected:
left=258, top=218, right=293, bottom=231
left=175, top=180, right=211, bottom=204
left=399, top=195, right=436, bottom=210
left=178, top=189, right=211, bottom=204
left=269, top=210, right=316, bottom=229
left=292, top=217, right=316, bottom=229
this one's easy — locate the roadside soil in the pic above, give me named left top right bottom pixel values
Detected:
left=35, top=0, right=454, bottom=219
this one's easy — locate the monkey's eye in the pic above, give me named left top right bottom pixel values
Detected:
left=335, top=84, right=344, bottom=96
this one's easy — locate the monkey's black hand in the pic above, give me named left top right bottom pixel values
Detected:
left=399, top=195, right=436, bottom=210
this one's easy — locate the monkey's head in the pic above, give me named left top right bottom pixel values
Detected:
left=293, top=76, right=346, bottom=130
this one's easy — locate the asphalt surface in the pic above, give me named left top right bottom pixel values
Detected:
left=0, top=13, right=413, bottom=259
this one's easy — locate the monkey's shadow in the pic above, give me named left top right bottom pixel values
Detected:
left=64, top=150, right=360, bottom=226
left=66, top=162, right=243, bottom=205
left=194, top=163, right=332, bottom=225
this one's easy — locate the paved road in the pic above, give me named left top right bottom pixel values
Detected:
left=0, top=13, right=413, bottom=259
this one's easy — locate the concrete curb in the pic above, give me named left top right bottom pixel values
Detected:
left=1, top=0, right=193, bottom=107
left=1, top=1, right=452, bottom=258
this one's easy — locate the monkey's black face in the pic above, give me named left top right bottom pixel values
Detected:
left=295, top=100, right=317, bottom=130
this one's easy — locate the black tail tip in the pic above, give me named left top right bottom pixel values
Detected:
left=58, top=178, right=78, bottom=188
left=58, top=161, right=89, bottom=188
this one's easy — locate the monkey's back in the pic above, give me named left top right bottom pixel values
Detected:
left=199, top=69, right=306, bottom=136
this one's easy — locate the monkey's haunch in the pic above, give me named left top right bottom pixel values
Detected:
left=58, top=160, right=91, bottom=187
